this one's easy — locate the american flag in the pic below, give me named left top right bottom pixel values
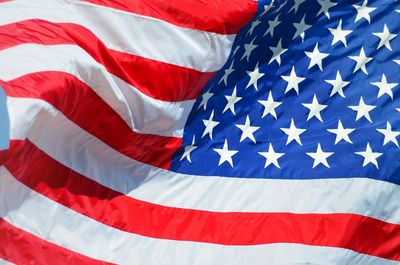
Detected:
left=0, top=0, right=399, bottom=264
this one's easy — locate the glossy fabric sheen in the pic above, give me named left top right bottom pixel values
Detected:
left=0, top=166, right=398, bottom=265
left=170, top=0, right=400, bottom=186
left=1, top=141, right=399, bottom=260
left=82, top=0, right=257, bottom=34
left=0, top=0, right=235, bottom=72
left=1, top=0, right=399, bottom=264
left=2, top=77, right=182, bottom=169
left=0, top=44, right=194, bottom=137
left=0, top=20, right=214, bottom=102
left=5, top=96, right=400, bottom=224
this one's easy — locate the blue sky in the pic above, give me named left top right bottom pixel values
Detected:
left=0, top=86, right=9, bottom=150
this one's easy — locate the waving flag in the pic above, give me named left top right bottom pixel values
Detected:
left=0, top=0, right=400, bottom=264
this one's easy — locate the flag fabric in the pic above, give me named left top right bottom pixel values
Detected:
left=0, top=0, right=400, bottom=264
left=0, top=86, right=8, bottom=150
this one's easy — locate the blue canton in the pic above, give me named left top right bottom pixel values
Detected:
left=169, top=0, right=400, bottom=185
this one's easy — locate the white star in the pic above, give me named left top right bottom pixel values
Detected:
left=258, top=91, right=282, bottom=119
left=281, top=66, right=306, bottom=94
left=260, top=2, right=275, bottom=16
left=213, top=139, right=238, bottom=167
left=348, top=97, right=376, bottom=123
left=259, top=143, right=285, bottom=168
left=247, top=19, right=261, bottom=36
left=292, top=15, right=311, bottom=41
left=198, top=90, right=214, bottom=110
left=218, top=61, right=234, bottom=86
left=306, top=143, right=334, bottom=168
left=246, top=63, right=265, bottom=91
left=180, top=136, right=197, bottom=163
left=329, top=19, right=352, bottom=47
left=372, top=24, right=397, bottom=51
left=370, top=73, right=398, bottom=99
left=302, top=94, right=328, bottom=122
left=355, top=143, right=382, bottom=169
left=264, top=15, right=281, bottom=37
left=305, top=43, right=329, bottom=71
left=241, top=38, right=258, bottom=62
left=325, top=71, right=350, bottom=98
left=269, top=38, right=288, bottom=65
left=223, top=86, right=242, bottom=115
left=327, top=120, right=355, bottom=144
left=289, top=0, right=306, bottom=13
left=353, top=0, right=376, bottom=24
left=281, top=119, right=306, bottom=145
left=232, top=46, right=240, bottom=57
left=377, top=122, right=400, bottom=147
left=202, top=110, right=219, bottom=139
left=317, top=0, right=337, bottom=19
left=235, top=115, right=260, bottom=143
left=272, top=0, right=286, bottom=14
left=395, top=59, right=400, bottom=65
left=348, top=47, right=372, bottom=74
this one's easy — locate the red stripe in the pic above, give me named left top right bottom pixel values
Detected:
left=1, top=72, right=181, bottom=169
left=2, top=140, right=400, bottom=261
left=0, top=218, right=113, bottom=265
left=82, top=0, right=257, bottom=34
left=0, top=20, right=214, bottom=101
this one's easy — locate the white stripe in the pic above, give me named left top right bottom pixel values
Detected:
left=0, top=0, right=234, bottom=72
left=0, top=167, right=395, bottom=265
left=0, top=44, right=194, bottom=137
left=0, top=258, right=14, bottom=265
left=7, top=96, right=400, bottom=224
